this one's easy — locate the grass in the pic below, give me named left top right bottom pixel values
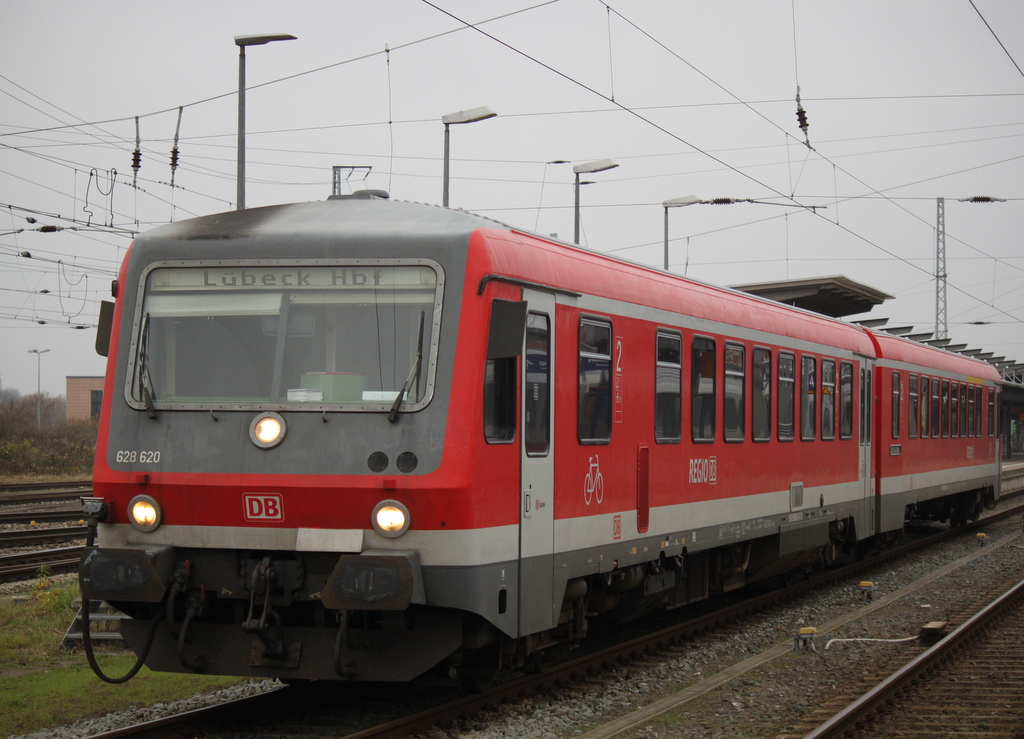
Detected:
left=0, top=573, right=246, bottom=738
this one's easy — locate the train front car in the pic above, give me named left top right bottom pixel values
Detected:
left=80, top=195, right=515, bottom=683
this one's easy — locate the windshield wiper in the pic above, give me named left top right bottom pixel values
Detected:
left=388, top=311, right=426, bottom=423
left=137, top=312, right=157, bottom=419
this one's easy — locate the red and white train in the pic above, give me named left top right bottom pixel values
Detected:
left=79, top=193, right=1001, bottom=684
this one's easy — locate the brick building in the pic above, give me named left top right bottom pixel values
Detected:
left=66, top=376, right=104, bottom=421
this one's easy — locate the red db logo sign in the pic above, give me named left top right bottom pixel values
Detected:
left=243, top=493, right=284, bottom=521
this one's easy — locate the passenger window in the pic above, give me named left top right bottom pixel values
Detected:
left=941, top=380, right=950, bottom=437
left=801, top=356, right=816, bottom=441
left=524, top=313, right=550, bottom=456
left=839, top=361, right=853, bottom=439
left=988, top=388, right=995, bottom=437
left=908, top=375, right=918, bottom=439
left=655, top=331, right=682, bottom=443
left=752, top=348, right=772, bottom=442
left=724, top=343, right=745, bottom=442
left=931, top=378, right=941, bottom=438
left=578, top=318, right=612, bottom=443
left=778, top=353, right=795, bottom=442
left=920, top=377, right=930, bottom=439
left=891, top=371, right=901, bottom=440
left=691, top=337, right=716, bottom=442
left=821, top=360, right=836, bottom=441
left=951, top=381, right=960, bottom=438
left=959, top=384, right=968, bottom=437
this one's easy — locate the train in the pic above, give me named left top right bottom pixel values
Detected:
left=78, top=192, right=1001, bottom=685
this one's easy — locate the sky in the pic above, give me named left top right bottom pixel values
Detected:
left=1, top=0, right=1022, bottom=398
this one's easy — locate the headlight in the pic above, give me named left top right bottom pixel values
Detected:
left=250, top=412, right=286, bottom=449
left=128, top=494, right=161, bottom=532
left=372, top=500, right=410, bottom=538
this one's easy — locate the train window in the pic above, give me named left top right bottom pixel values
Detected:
left=655, top=331, right=682, bottom=443
left=128, top=263, right=443, bottom=412
left=778, top=352, right=795, bottom=442
left=941, top=380, right=950, bottom=437
left=975, top=386, right=983, bottom=437
left=946, top=382, right=954, bottom=433
left=524, top=314, right=550, bottom=456
left=801, top=356, right=816, bottom=441
left=691, top=337, right=716, bottom=442
left=839, top=362, right=853, bottom=439
left=988, top=388, right=995, bottom=437
left=891, top=371, right=901, bottom=440
left=959, top=383, right=968, bottom=437
left=724, top=343, right=745, bottom=442
left=967, top=385, right=975, bottom=437
left=908, top=375, right=918, bottom=439
left=931, top=379, right=941, bottom=438
left=920, top=377, right=929, bottom=439
left=752, top=348, right=772, bottom=442
left=860, top=368, right=872, bottom=444
left=484, top=357, right=516, bottom=443
left=821, top=360, right=836, bottom=441
left=578, top=317, right=612, bottom=444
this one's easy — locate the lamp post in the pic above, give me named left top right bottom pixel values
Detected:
left=662, top=195, right=701, bottom=271
left=27, top=349, right=49, bottom=429
left=235, top=33, right=296, bottom=211
left=441, top=106, right=496, bottom=208
left=573, top=159, right=619, bottom=244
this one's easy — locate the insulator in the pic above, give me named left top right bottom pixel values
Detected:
left=709, top=198, right=736, bottom=205
left=131, top=149, right=142, bottom=173
left=796, top=106, right=809, bottom=133
left=169, top=147, right=179, bottom=170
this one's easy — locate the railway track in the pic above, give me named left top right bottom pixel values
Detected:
left=0, top=507, right=82, bottom=525
left=803, top=575, right=1024, bottom=738
left=0, top=483, right=92, bottom=505
left=0, top=526, right=88, bottom=547
left=0, top=545, right=84, bottom=582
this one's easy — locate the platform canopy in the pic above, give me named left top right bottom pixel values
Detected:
left=731, top=275, right=893, bottom=319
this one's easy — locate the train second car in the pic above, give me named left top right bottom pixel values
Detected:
left=79, top=193, right=1000, bottom=683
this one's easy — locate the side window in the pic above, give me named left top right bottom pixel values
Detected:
left=752, top=347, right=772, bottom=442
left=691, top=337, right=716, bottom=442
left=655, top=331, right=682, bottom=443
left=959, top=383, right=968, bottom=437
left=988, top=388, right=995, bottom=437
left=891, top=371, right=901, bottom=440
left=578, top=317, right=612, bottom=444
left=778, top=352, right=795, bottom=442
left=908, top=375, right=918, bottom=439
left=839, top=361, right=853, bottom=439
left=484, top=357, right=516, bottom=443
left=967, top=385, right=975, bottom=437
left=931, top=378, right=941, bottom=438
left=920, top=377, right=930, bottom=439
left=821, top=359, right=836, bottom=441
left=524, top=313, right=550, bottom=456
left=801, top=356, right=817, bottom=441
left=951, top=381, right=960, bottom=438
left=941, top=380, right=950, bottom=437
left=724, top=343, right=745, bottom=442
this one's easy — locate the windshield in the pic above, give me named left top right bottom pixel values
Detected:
left=127, top=262, right=442, bottom=410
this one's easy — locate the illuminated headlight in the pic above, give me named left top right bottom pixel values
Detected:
left=250, top=412, right=286, bottom=449
left=128, top=495, right=161, bottom=532
left=372, top=500, right=410, bottom=538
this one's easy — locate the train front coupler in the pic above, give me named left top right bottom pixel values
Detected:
left=241, top=555, right=289, bottom=664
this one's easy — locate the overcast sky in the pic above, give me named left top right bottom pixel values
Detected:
left=2, top=0, right=1022, bottom=398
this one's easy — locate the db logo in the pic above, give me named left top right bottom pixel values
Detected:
left=243, top=493, right=284, bottom=521
left=612, top=514, right=622, bottom=540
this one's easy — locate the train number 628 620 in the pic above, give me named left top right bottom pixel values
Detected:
left=115, top=450, right=161, bottom=464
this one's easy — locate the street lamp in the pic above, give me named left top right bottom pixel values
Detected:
left=235, top=33, right=296, bottom=211
left=27, top=349, right=49, bottom=429
left=573, top=159, right=619, bottom=244
left=662, top=195, right=701, bottom=271
left=441, top=106, right=496, bottom=208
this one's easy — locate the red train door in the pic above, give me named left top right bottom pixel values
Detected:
left=519, top=289, right=556, bottom=636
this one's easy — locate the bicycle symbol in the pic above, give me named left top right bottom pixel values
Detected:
left=584, top=454, right=605, bottom=505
